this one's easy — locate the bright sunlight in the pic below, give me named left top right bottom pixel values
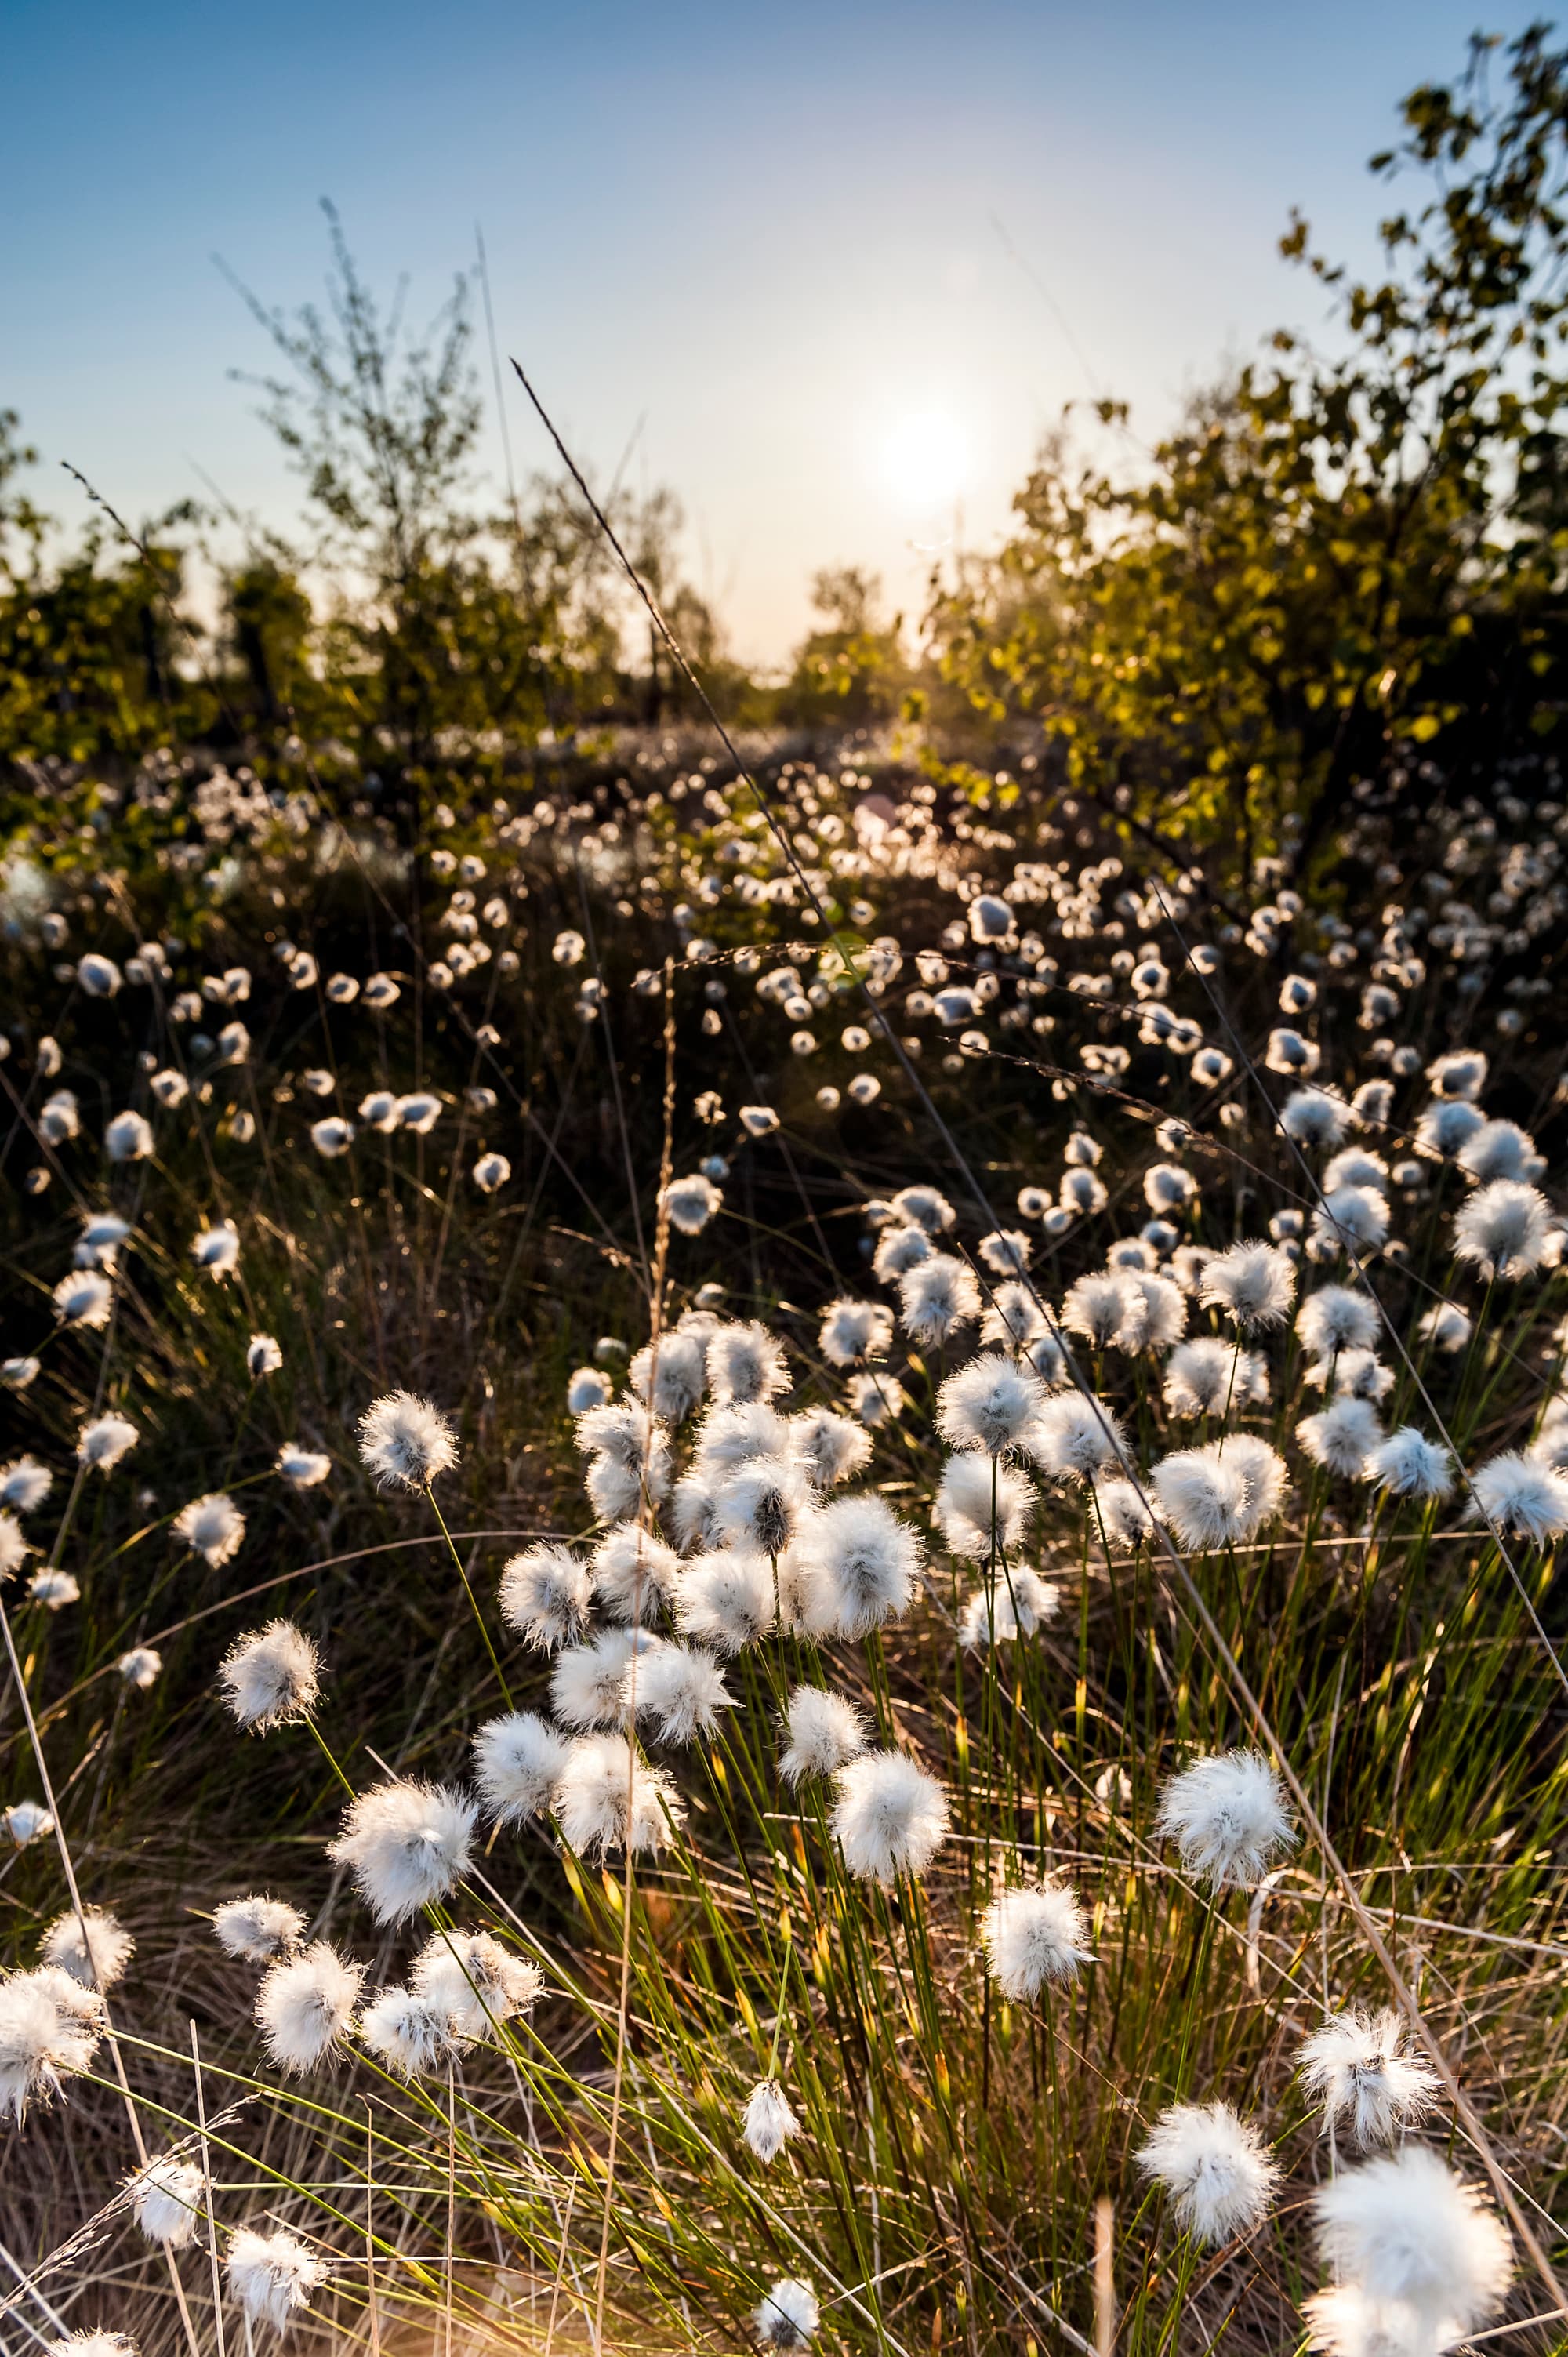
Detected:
left=879, top=404, right=970, bottom=507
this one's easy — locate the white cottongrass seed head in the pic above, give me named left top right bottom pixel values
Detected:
left=499, top=1542, right=593, bottom=1651
left=660, top=1171, right=724, bottom=1234
left=191, top=1223, right=241, bottom=1277
left=0, top=1513, right=27, bottom=1582
left=934, top=1454, right=1036, bottom=1560
left=590, top=1521, right=682, bottom=1623
left=794, top=1493, right=920, bottom=1640
left=1156, top=1749, right=1296, bottom=1887
left=53, top=1271, right=114, bottom=1329
left=254, top=1941, right=365, bottom=2072
left=1364, top=1427, right=1454, bottom=1501
left=172, top=1491, right=245, bottom=1567
left=897, top=1253, right=982, bottom=1346
left=673, top=1551, right=776, bottom=1653
left=357, top=1390, right=459, bottom=1488
left=552, top=1732, right=684, bottom=1858
left=1469, top=1449, right=1568, bottom=1545
left=129, top=2156, right=205, bottom=2248
left=78, top=1414, right=139, bottom=1473
left=1029, top=1389, right=1127, bottom=1484
left=1, top=1458, right=54, bottom=1514
left=42, top=1905, right=135, bottom=1989
left=1311, top=2146, right=1511, bottom=2346
left=473, top=1709, right=570, bottom=1825
left=1296, top=1286, right=1378, bottom=1358
left=778, top=1687, right=869, bottom=1785
left=626, top=1642, right=734, bottom=1745
left=411, top=1928, right=543, bottom=2041
left=1137, top=2099, right=1279, bottom=2244
left=981, top=1881, right=1092, bottom=1999
left=1298, top=2008, right=1441, bottom=2146
left=818, top=1297, right=893, bottom=1367
left=935, top=1351, right=1046, bottom=1455
left=276, top=1444, right=331, bottom=1488
left=742, top=2077, right=800, bottom=2163
left=218, top=1622, right=321, bottom=1734
left=1297, top=1396, right=1384, bottom=1478
left=212, top=1894, right=307, bottom=1964
left=1453, top=1178, right=1552, bottom=1278
left=225, top=2227, right=330, bottom=2331
left=358, top=1985, right=460, bottom=2077
left=0, top=1969, right=103, bottom=2120
left=327, top=1779, right=477, bottom=1923
left=753, top=2279, right=819, bottom=2350
left=830, top=1750, right=949, bottom=1885
left=706, top=1320, right=789, bottom=1406
left=1151, top=1446, right=1250, bottom=1550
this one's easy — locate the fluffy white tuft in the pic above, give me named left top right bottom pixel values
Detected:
left=410, top=1928, right=543, bottom=2040
left=742, top=2076, right=800, bottom=2163
left=673, top=1550, right=777, bottom=1653
left=1029, top=1391, right=1127, bottom=1484
left=754, top=2278, right=819, bottom=2350
left=712, top=1455, right=814, bottom=1557
left=473, top=1710, right=570, bottom=1824
left=1298, top=2009, right=1440, bottom=2146
left=78, top=1414, right=139, bottom=1473
left=793, top=1493, right=921, bottom=1640
left=225, top=2226, right=329, bottom=2330
left=42, top=1905, right=134, bottom=1990
left=1162, top=1339, right=1268, bottom=1419
left=897, top=1254, right=982, bottom=1347
left=172, top=1491, right=246, bottom=1567
left=499, top=1543, right=593, bottom=1651
left=1453, top=1178, right=1552, bottom=1278
left=629, top=1330, right=709, bottom=1423
left=1298, top=1396, right=1384, bottom=1478
left=1312, top=2147, right=1511, bottom=2344
left=933, top=1455, right=1036, bottom=1560
left=778, top=1687, right=869, bottom=1785
left=1364, top=1428, right=1454, bottom=1501
left=254, top=1941, right=364, bottom=2073
left=550, top=1629, right=644, bottom=1728
left=830, top=1750, right=949, bottom=1885
left=789, top=1407, right=871, bottom=1488
left=936, top=1352, right=1047, bottom=1456
left=552, top=1733, right=684, bottom=1858
left=660, top=1172, right=723, bottom=1234
left=1137, top=2100, right=1279, bottom=2244
left=0, top=1968, right=103, bottom=2120
left=818, top=1298, right=893, bottom=1367
left=626, top=1642, right=733, bottom=1745
left=981, top=1881, right=1092, bottom=1999
left=129, top=2156, right=205, bottom=2248
left=1156, top=1749, right=1295, bottom=1887
left=328, top=1780, right=477, bottom=1923
left=357, top=1390, right=459, bottom=1488
left=1469, top=1449, right=1568, bottom=1544
left=218, top=1622, right=321, bottom=1733
left=1296, top=1287, right=1378, bottom=1358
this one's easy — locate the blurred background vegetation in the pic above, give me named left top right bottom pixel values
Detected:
left=5, top=27, right=1568, bottom=869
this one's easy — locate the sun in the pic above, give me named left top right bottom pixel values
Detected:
left=880, top=407, right=969, bottom=508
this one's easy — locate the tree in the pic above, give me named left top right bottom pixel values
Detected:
left=783, top=565, right=907, bottom=726
left=927, top=24, right=1568, bottom=863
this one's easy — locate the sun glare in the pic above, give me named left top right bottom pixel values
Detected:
left=880, top=407, right=969, bottom=508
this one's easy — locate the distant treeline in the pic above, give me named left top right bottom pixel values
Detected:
left=5, top=26, right=1568, bottom=866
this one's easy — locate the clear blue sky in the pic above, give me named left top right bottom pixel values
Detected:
left=3, top=1, right=1548, bottom=663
